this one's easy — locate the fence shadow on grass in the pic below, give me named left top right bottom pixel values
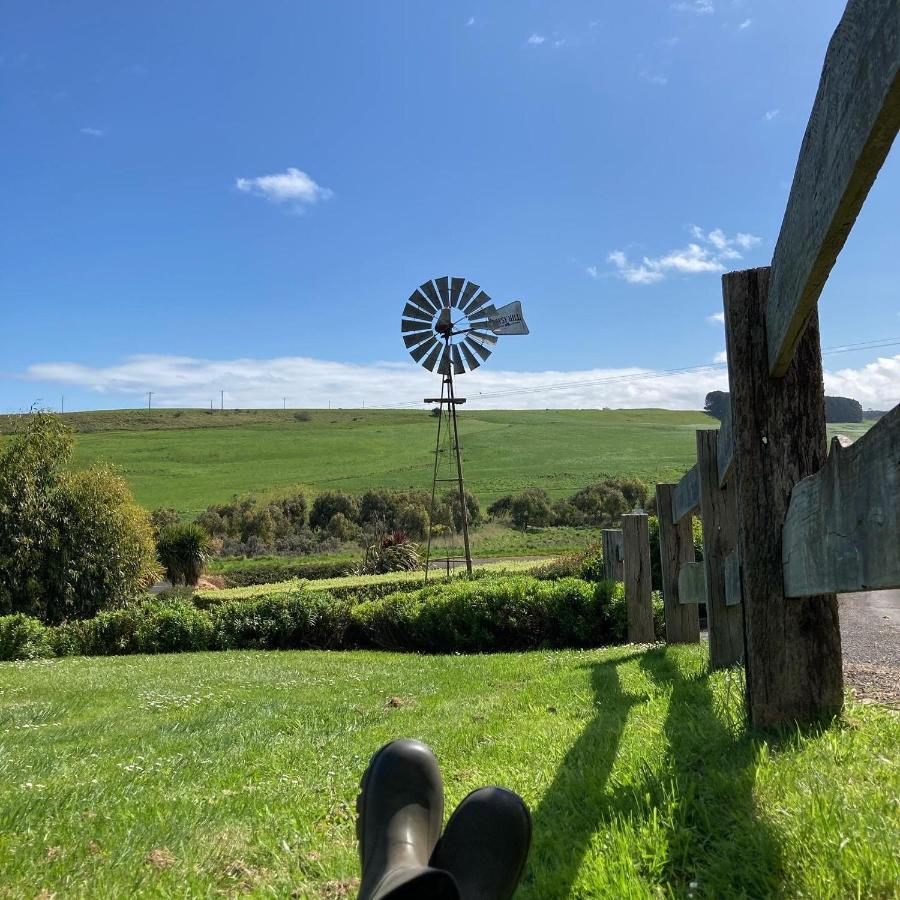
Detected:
left=520, top=647, right=784, bottom=898
left=637, top=648, right=784, bottom=897
left=518, top=650, right=646, bottom=898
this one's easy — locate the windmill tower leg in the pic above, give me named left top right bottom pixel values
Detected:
left=423, top=374, right=447, bottom=584
left=447, top=366, right=473, bottom=575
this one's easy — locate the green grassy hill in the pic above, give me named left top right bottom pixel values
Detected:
left=0, top=408, right=873, bottom=516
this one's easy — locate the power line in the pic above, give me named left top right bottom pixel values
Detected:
left=384, top=336, right=900, bottom=408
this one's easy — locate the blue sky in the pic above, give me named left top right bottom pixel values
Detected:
left=2, top=0, right=898, bottom=412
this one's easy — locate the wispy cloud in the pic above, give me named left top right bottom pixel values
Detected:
left=713, top=351, right=728, bottom=363
left=80, top=127, right=104, bottom=137
left=673, top=0, right=714, bottom=13
left=466, top=16, right=475, bottom=26
left=764, top=109, right=780, bottom=121
left=235, top=167, right=333, bottom=211
left=707, top=312, right=725, bottom=325
left=605, top=226, right=762, bottom=285
left=641, top=71, right=668, bottom=86
left=586, top=265, right=599, bottom=279
left=527, top=33, right=546, bottom=46
left=23, top=353, right=900, bottom=411
left=738, top=18, right=753, bottom=29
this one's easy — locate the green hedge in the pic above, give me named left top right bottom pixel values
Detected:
left=0, top=575, right=663, bottom=661
left=214, top=558, right=355, bottom=587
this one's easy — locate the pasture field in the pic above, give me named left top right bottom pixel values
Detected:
left=1, top=408, right=717, bottom=516
left=0, top=645, right=896, bottom=898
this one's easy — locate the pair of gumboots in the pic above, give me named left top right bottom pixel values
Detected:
left=357, top=739, right=532, bottom=900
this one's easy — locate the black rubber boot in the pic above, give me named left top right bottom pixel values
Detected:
left=357, top=739, right=460, bottom=900
left=429, top=787, right=531, bottom=900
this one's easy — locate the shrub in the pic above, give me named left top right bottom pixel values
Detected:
left=534, top=543, right=605, bottom=582
left=134, top=600, right=214, bottom=653
left=327, top=512, right=357, bottom=542
left=509, top=488, right=554, bottom=530
left=487, top=495, right=513, bottom=520
left=149, top=507, right=180, bottom=534
left=353, top=533, right=421, bottom=576
left=395, top=504, right=429, bottom=541
left=157, top=523, right=212, bottom=586
left=217, top=558, right=352, bottom=588
left=441, top=489, right=481, bottom=531
left=351, top=576, right=622, bottom=652
left=0, top=412, right=161, bottom=623
left=210, top=592, right=350, bottom=650
left=0, top=614, right=53, bottom=660
left=294, top=411, right=312, bottom=422
left=310, top=491, right=360, bottom=530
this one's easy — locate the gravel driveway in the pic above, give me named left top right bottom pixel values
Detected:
left=839, top=591, right=900, bottom=706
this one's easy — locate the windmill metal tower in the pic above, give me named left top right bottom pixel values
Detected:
left=401, top=276, right=529, bottom=578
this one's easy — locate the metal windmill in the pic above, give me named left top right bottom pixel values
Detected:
left=401, top=276, right=529, bottom=577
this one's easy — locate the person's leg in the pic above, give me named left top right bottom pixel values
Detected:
left=429, top=787, right=531, bottom=900
left=357, top=739, right=460, bottom=900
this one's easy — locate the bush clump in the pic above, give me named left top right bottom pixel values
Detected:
left=351, top=576, right=625, bottom=652
left=157, top=523, right=212, bottom=586
left=0, top=412, right=161, bottom=623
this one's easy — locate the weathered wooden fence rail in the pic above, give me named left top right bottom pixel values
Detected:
left=618, top=0, right=900, bottom=727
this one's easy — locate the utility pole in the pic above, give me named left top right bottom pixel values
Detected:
left=220, top=390, right=224, bottom=411
left=147, top=391, right=153, bottom=410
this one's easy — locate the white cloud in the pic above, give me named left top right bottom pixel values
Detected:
left=553, top=39, right=566, bottom=48
left=80, top=127, right=104, bottom=137
left=713, top=351, right=728, bottom=363
left=641, top=71, right=668, bottom=86
left=824, top=355, right=900, bottom=408
left=707, top=312, right=726, bottom=324
left=527, top=34, right=546, bottom=45
left=764, top=109, right=780, bottom=121
left=586, top=265, right=599, bottom=279
left=235, top=167, right=333, bottom=211
left=466, top=16, right=475, bottom=26
left=673, top=0, right=714, bottom=13
left=738, top=18, right=753, bottom=29
left=24, top=353, right=899, bottom=411
left=605, top=226, right=762, bottom=285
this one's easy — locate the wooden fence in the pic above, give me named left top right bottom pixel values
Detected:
left=615, top=0, right=900, bottom=728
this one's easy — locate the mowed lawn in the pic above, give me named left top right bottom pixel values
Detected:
left=1, top=646, right=897, bottom=898
left=58, top=408, right=712, bottom=516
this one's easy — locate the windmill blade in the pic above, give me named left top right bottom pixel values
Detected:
left=410, top=288, right=437, bottom=314
left=460, top=281, right=480, bottom=308
left=403, top=329, right=434, bottom=348
left=422, top=341, right=443, bottom=372
left=437, top=344, right=452, bottom=375
left=460, top=341, right=481, bottom=371
left=464, top=290, right=492, bottom=316
left=419, top=280, right=442, bottom=309
left=402, top=317, right=433, bottom=333
left=410, top=336, right=438, bottom=363
left=450, top=277, right=465, bottom=308
left=403, top=302, right=433, bottom=323
left=435, top=276, right=451, bottom=307
left=469, top=330, right=498, bottom=346
left=451, top=344, right=466, bottom=375
left=465, top=335, right=492, bottom=362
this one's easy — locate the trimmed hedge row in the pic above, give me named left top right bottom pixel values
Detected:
left=212, top=558, right=355, bottom=587
left=0, top=575, right=664, bottom=660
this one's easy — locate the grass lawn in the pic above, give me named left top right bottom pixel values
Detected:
left=1, top=646, right=896, bottom=898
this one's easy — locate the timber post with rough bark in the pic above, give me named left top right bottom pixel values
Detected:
left=622, top=511, right=655, bottom=644
left=723, top=266, right=843, bottom=727
left=696, top=429, right=744, bottom=669
left=656, top=483, right=700, bottom=644
left=601, top=529, right=624, bottom=581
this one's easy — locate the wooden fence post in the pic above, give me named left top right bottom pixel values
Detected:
left=601, top=528, right=624, bottom=581
left=622, top=512, right=655, bottom=643
left=723, top=266, right=843, bottom=727
left=655, top=484, right=700, bottom=644
left=696, top=430, right=744, bottom=669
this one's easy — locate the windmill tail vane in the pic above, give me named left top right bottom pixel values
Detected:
left=400, top=276, right=530, bottom=579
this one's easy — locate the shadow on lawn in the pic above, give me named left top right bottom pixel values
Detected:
left=520, top=647, right=784, bottom=898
